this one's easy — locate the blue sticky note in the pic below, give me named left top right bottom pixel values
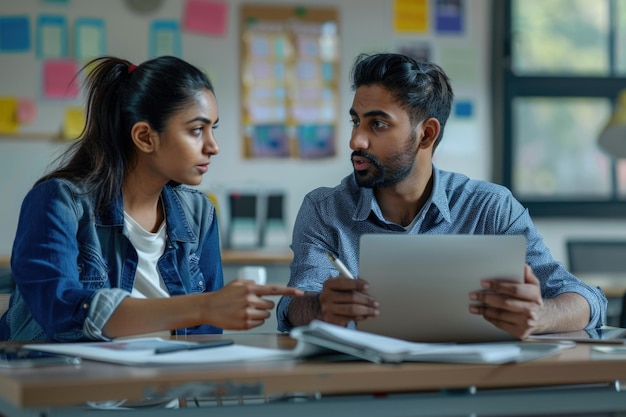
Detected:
left=435, top=0, right=464, bottom=34
left=75, top=18, right=106, bottom=59
left=454, top=100, right=473, bottom=118
left=150, top=20, right=181, bottom=58
left=0, top=16, right=31, bottom=52
left=37, top=15, right=69, bottom=58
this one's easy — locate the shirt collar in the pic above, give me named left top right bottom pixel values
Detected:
left=98, top=185, right=197, bottom=243
left=352, top=165, right=452, bottom=225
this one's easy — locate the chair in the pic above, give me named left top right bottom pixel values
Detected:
left=0, top=266, right=13, bottom=317
left=566, top=239, right=626, bottom=327
left=0, top=294, right=9, bottom=317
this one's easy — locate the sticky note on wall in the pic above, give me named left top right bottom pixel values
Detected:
left=17, top=98, right=37, bottom=124
left=393, top=0, right=428, bottom=32
left=63, top=106, right=85, bottom=140
left=150, top=20, right=181, bottom=57
left=0, top=97, right=18, bottom=133
left=75, top=18, right=106, bottom=60
left=37, top=15, right=69, bottom=58
left=0, top=16, right=30, bottom=52
left=43, top=59, right=79, bottom=99
left=183, top=0, right=228, bottom=36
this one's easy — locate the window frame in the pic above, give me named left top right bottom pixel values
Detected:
left=493, top=0, right=626, bottom=217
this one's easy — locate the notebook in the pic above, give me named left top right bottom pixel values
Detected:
left=357, top=234, right=527, bottom=343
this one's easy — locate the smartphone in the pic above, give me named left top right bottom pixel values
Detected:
left=0, top=348, right=81, bottom=368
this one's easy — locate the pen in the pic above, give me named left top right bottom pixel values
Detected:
left=154, top=339, right=234, bottom=354
left=327, top=253, right=356, bottom=279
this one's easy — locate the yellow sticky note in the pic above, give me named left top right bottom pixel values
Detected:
left=0, top=97, right=19, bottom=134
left=394, top=0, right=428, bottom=32
left=63, top=107, right=85, bottom=140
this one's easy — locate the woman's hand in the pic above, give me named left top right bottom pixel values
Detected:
left=204, top=279, right=304, bottom=330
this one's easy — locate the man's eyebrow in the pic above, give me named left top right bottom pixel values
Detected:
left=349, top=108, right=392, bottom=119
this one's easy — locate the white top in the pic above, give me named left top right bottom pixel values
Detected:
left=123, top=212, right=169, bottom=299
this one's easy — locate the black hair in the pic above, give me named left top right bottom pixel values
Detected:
left=38, top=55, right=214, bottom=214
left=350, top=53, right=453, bottom=149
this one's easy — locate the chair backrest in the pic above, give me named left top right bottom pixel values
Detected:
left=0, top=293, right=10, bottom=317
left=566, top=240, right=626, bottom=274
left=567, top=239, right=626, bottom=328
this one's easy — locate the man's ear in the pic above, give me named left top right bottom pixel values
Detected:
left=418, top=117, right=441, bottom=149
left=130, top=121, right=156, bottom=153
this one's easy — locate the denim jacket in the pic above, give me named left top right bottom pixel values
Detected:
left=0, top=178, right=223, bottom=342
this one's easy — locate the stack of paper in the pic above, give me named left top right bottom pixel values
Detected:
left=289, top=320, right=569, bottom=364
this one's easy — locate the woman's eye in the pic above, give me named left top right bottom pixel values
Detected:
left=191, top=127, right=203, bottom=135
left=372, top=120, right=387, bottom=129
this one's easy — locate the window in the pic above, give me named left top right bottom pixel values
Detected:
left=493, top=0, right=626, bottom=217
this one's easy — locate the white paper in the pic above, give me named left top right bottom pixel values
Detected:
left=23, top=322, right=568, bottom=366
left=24, top=337, right=292, bottom=366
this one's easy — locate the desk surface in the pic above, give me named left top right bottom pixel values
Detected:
left=0, top=250, right=293, bottom=268
left=220, top=249, right=292, bottom=264
left=0, top=333, right=625, bottom=410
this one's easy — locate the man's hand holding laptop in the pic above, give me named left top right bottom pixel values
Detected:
left=318, top=276, right=379, bottom=328
left=470, top=264, right=590, bottom=340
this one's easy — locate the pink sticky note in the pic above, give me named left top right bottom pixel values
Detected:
left=17, top=98, right=37, bottom=124
left=43, top=60, right=79, bottom=99
left=183, top=0, right=228, bottom=36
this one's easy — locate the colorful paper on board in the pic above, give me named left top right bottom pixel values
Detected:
left=63, top=106, right=85, bottom=140
left=150, top=20, right=181, bottom=57
left=17, top=98, right=37, bottom=124
left=393, top=0, right=428, bottom=32
left=74, top=18, right=106, bottom=60
left=251, top=124, right=290, bottom=157
left=0, top=97, right=18, bottom=133
left=0, top=16, right=30, bottom=52
left=43, top=60, right=79, bottom=99
left=297, top=124, right=335, bottom=158
left=183, top=0, right=228, bottom=36
left=37, top=15, right=69, bottom=58
left=435, top=0, right=464, bottom=34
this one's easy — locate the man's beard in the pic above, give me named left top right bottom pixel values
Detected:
left=352, top=132, right=418, bottom=188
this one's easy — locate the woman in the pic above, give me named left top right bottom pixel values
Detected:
left=0, top=55, right=302, bottom=342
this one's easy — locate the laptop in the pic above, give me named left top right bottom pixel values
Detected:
left=357, top=234, right=527, bottom=343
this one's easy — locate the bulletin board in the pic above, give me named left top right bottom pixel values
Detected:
left=239, top=5, right=339, bottom=159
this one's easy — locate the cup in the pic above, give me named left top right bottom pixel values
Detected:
left=237, top=266, right=267, bottom=285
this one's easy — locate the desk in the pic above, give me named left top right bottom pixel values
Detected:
left=1, top=334, right=626, bottom=417
left=221, top=249, right=292, bottom=265
left=0, top=250, right=293, bottom=268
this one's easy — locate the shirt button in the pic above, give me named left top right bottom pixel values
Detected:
left=83, top=303, right=89, bottom=309
left=199, top=280, right=203, bottom=286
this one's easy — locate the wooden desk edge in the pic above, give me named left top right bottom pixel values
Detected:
left=0, top=251, right=293, bottom=267
left=2, top=343, right=626, bottom=408
left=221, top=249, right=292, bottom=264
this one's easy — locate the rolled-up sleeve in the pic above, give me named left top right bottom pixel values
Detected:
left=83, top=288, right=131, bottom=341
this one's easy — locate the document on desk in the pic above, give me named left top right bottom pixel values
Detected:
left=22, top=338, right=293, bottom=366
left=289, top=320, right=571, bottom=364
left=22, top=322, right=570, bottom=366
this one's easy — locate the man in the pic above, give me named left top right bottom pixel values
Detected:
left=276, top=53, right=607, bottom=340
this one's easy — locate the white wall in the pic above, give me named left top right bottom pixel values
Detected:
left=2, top=0, right=620, bottom=267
